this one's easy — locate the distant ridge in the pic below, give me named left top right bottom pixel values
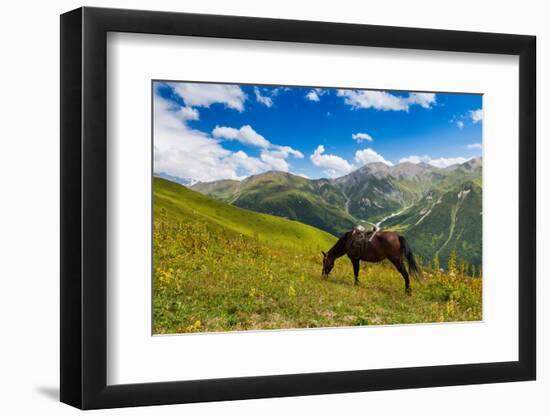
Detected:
left=190, top=157, right=482, bottom=266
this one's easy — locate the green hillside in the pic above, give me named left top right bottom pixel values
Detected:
left=190, top=178, right=241, bottom=201
left=155, top=176, right=336, bottom=251
left=153, top=177, right=482, bottom=334
left=384, top=181, right=482, bottom=267
left=193, top=171, right=356, bottom=236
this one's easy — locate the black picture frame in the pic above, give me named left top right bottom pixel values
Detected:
left=60, top=6, right=536, bottom=410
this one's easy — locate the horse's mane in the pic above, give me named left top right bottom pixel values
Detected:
left=328, top=231, right=351, bottom=258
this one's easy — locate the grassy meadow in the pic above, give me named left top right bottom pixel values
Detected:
left=153, top=177, right=482, bottom=334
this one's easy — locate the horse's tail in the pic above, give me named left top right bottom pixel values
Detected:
left=399, top=235, right=420, bottom=279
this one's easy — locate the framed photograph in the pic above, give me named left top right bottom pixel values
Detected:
left=60, top=7, right=536, bottom=409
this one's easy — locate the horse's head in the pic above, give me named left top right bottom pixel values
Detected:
left=321, top=251, right=334, bottom=278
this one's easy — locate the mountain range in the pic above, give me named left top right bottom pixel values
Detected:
left=189, top=157, right=482, bottom=267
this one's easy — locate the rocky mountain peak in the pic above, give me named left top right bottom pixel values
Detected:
left=462, top=156, right=482, bottom=170
left=390, top=161, right=430, bottom=180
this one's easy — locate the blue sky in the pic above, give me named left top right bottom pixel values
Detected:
left=153, top=81, right=482, bottom=183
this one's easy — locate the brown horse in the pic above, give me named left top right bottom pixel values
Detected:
left=321, top=227, right=420, bottom=295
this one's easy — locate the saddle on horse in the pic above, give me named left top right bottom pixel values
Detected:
left=351, top=225, right=379, bottom=253
left=352, top=224, right=379, bottom=239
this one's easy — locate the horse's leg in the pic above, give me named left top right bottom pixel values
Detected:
left=348, top=255, right=360, bottom=286
left=389, top=256, right=411, bottom=295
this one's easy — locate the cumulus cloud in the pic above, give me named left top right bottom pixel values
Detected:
left=399, top=155, right=431, bottom=165
left=229, top=150, right=269, bottom=174
left=305, top=88, right=327, bottom=102
left=260, top=152, right=289, bottom=172
left=212, top=126, right=303, bottom=164
left=407, top=93, right=437, bottom=109
left=154, top=95, right=301, bottom=182
left=176, top=106, right=198, bottom=121
left=268, top=87, right=290, bottom=97
left=355, top=148, right=393, bottom=166
left=169, top=82, right=247, bottom=112
left=451, top=108, right=483, bottom=128
left=469, top=109, right=483, bottom=123
left=269, top=145, right=304, bottom=159
left=352, top=132, right=373, bottom=142
left=466, top=143, right=482, bottom=150
left=306, top=90, right=320, bottom=102
left=212, top=125, right=271, bottom=148
left=310, top=145, right=395, bottom=177
left=338, top=90, right=406, bottom=111
left=310, top=145, right=355, bottom=178
left=427, top=157, right=470, bottom=168
left=337, top=90, right=436, bottom=111
left=154, top=97, right=243, bottom=182
left=254, top=87, right=274, bottom=107
left=399, top=154, right=470, bottom=168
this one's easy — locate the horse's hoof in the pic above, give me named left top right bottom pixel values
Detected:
left=405, top=288, right=412, bottom=296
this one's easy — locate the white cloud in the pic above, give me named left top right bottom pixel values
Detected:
left=212, top=126, right=303, bottom=166
left=337, top=90, right=436, bottom=111
left=305, top=88, right=327, bottom=102
left=399, top=154, right=470, bottom=168
left=269, top=145, right=304, bottom=159
left=451, top=108, right=483, bottom=128
left=338, top=90, right=406, bottom=111
left=153, top=96, right=198, bottom=131
left=310, top=145, right=355, bottom=178
left=355, top=148, right=393, bottom=166
left=324, top=169, right=340, bottom=178
left=229, top=150, right=270, bottom=175
left=212, top=125, right=271, bottom=149
left=260, top=152, right=289, bottom=172
left=306, top=90, right=320, bottom=102
left=470, top=109, right=483, bottom=123
left=257, top=145, right=304, bottom=173
left=428, top=157, right=470, bottom=168
left=169, top=82, right=247, bottom=112
left=352, top=132, right=373, bottom=142
left=466, top=143, right=482, bottom=150
left=154, top=98, right=242, bottom=182
left=310, top=145, right=394, bottom=177
left=254, top=87, right=273, bottom=107
left=268, top=87, right=290, bottom=97
left=399, top=155, right=430, bottom=164
left=154, top=95, right=301, bottom=182
left=407, top=93, right=437, bottom=109
left=177, top=106, right=199, bottom=121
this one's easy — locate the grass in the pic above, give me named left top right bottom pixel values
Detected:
left=153, top=177, right=482, bottom=334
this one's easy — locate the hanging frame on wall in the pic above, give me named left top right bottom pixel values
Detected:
left=60, top=6, right=536, bottom=410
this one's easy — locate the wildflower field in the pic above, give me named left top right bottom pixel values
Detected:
left=153, top=177, right=482, bottom=334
